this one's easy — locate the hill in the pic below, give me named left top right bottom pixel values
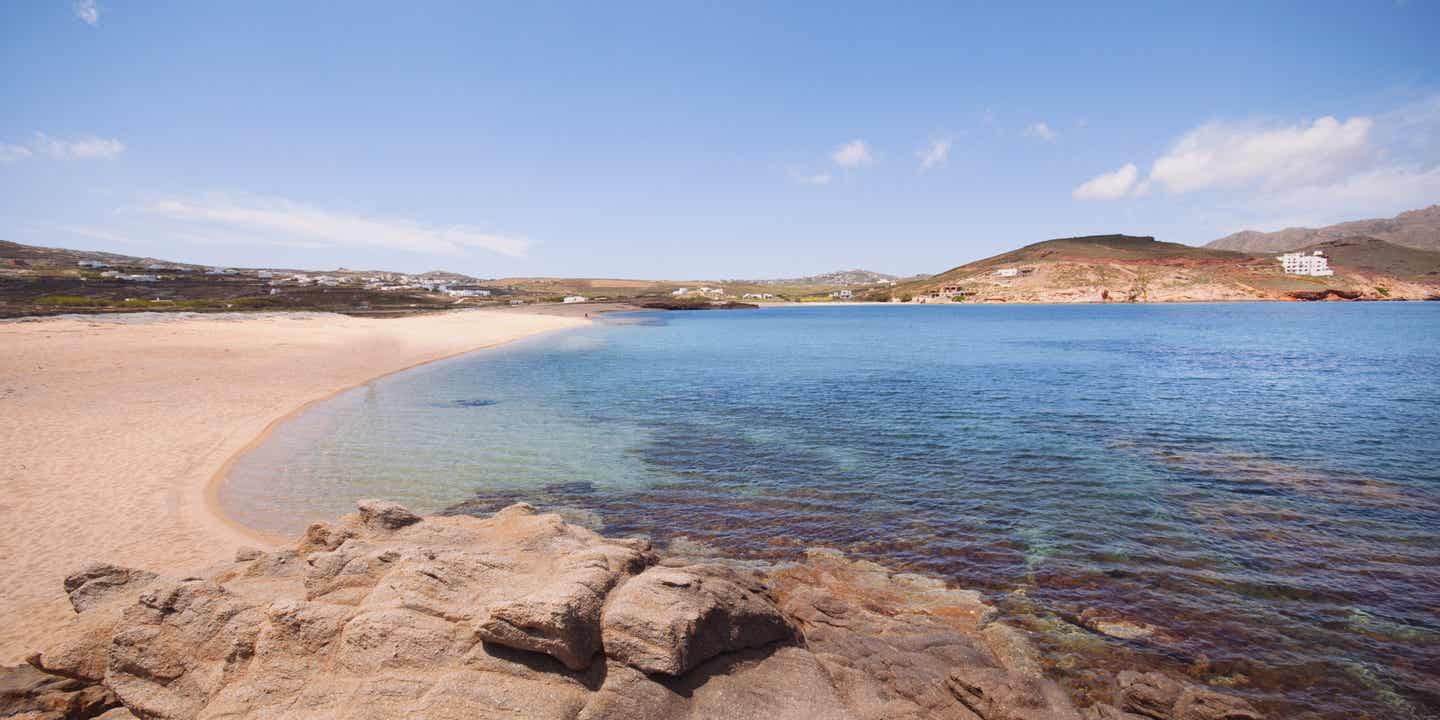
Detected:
left=1291, top=237, right=1440, bottom=280
left=1207, top=204, right=1440, bottom=253
left=885, top=233, right=1440, bottom=303
left=744, top=269, right=906, bottom=286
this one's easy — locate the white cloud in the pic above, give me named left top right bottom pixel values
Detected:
left=73, top=0, right=99, bottom=26
left=1023, top=122, right=1056, bottom=142
left=144, top=193, right=530, bottom=258
left=1146, top=116, right=1373, bottom=194
left=791, top=171, right=832, bottom=186
left=832, top=139, right=873, bottom=168
left=917, top=138, right=952, bottom=170
left=1072, top=163, right=1139, bottom=200
left=0, top=143, right=33, bottom=165
left=32, top=133, right=125, bottom=159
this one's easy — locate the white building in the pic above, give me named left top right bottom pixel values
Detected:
left=830, top=289, right=854, bottom=300
left=671, top=287, right=689, bottom=296
left=77, top=260, right=109, bottom=268
left=742, top=293, right=776, bottom=300
left=446, top=289, right=491, bottom=297
left=562, top=295, right=587, bottom=303
left=1278, top=251, right=1335, bottom=277
left=995, top=267, right=1019, bottom=277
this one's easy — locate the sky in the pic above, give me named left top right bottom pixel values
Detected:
left=2, top=1, right=1439, bottom=279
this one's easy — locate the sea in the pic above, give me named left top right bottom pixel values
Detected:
left=222, top=303, right=1440, bottom=719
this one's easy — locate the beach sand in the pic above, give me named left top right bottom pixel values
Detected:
left=0, top=308, right=585, bottom=663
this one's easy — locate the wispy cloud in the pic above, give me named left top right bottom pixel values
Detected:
left=0, top=133, right=125, bottom=163
left=73, top=0, right=99, bottom=26
left=917, top=138, right=952, bottom=170
left=0, top=143, right=33, bottom=165
left=1022, top=122, right=1056, bottom=142
left=31, top=133, right=125, bottom=159
left=143, top=193, right=530, bottom=258
left=832, top=139, right=873, bottom=168
left=791, top=170, right=833, bottom=186
left=1073, top=163, right=1139, bottom=200
left=55, top=224, right=134, bottom=246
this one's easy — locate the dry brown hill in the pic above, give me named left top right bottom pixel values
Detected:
left=1207, top=204, right=1440, bottom=253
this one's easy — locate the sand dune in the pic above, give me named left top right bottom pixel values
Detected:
left=0, top=309, right=585, bottom=662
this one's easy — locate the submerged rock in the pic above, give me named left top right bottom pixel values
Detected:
left=13, top=501, right=1265, bottom=720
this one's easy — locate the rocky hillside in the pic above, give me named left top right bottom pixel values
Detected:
left=1207, top=204, right=1440, bottom=253
left=885, top=234, right=1440, bottom=303
left=3, top=501, right=1262, bottom=720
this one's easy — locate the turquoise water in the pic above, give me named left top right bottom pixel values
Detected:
left=223, top=303, right=1440, bottom=718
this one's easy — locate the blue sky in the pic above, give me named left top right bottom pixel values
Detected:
left=2, top=2, right=1439, bottom=278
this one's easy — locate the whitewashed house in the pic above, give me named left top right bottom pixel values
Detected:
left=77, top=260, right=109, bottom=268
left=562, top=295, right=587, bottom=303
left=830, top=289, right=854, bottom=299
left=994, top=267, right=1019, bottom=277
left=1278, top=251, right=1335, bottom=277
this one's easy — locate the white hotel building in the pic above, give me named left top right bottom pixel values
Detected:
left=1278, top=251, right=1334, bottom=277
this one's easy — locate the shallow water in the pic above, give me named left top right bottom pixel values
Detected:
left=223, top=303, right=1440, bottom=718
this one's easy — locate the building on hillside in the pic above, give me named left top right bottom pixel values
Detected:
left=446, top=288, right=491, bottom=297
left=742, top=293, right=776, bottom=300
left=1278, top=251, right=1335, bottom=277
left=994, top=268, right=1018, bottom=277
left=562, top=295, right=587, bottom=303
left=77, top=260, right=109, bottom=268
left=671, top=288, right=689, bottom=296
left=830, top=289, right=854, bottom=300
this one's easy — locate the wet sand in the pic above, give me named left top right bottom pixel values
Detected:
left=0, top=309, right=585, bottom=663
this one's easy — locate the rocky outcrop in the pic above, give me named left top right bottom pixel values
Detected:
left=601, top=563, right=792, bottom=675
left=9, top=501, right=1264, bottom=720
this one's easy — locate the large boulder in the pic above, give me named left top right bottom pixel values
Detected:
left=477, top=543, right=652, bottom=670
left=601, top=563, right=792, bottom=675
left=28, top=566, right=159, bottom=683
left=0, top=664, right=118, bottom=720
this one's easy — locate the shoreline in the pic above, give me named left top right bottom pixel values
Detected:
left=0, top=307, right=590, bottom=663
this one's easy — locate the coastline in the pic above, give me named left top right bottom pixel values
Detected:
left=0, top=308, right=588, bottom=663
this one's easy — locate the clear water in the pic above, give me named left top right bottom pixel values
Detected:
left=223, top=303, right=1440, bottom=718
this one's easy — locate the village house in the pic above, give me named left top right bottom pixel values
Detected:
left=562, top=295, right=587, bottom=303
left=994, top=268, right=1019, bottom=277
left=830, top=289, right=854, bottom=300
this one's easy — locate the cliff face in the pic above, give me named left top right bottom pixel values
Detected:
left=3, top=501, right=1261, bottom=720
left=1207, top=204, right=1440, bottom=253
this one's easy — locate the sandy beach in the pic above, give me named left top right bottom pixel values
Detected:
left=0, top=308, right=585, bottom=663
